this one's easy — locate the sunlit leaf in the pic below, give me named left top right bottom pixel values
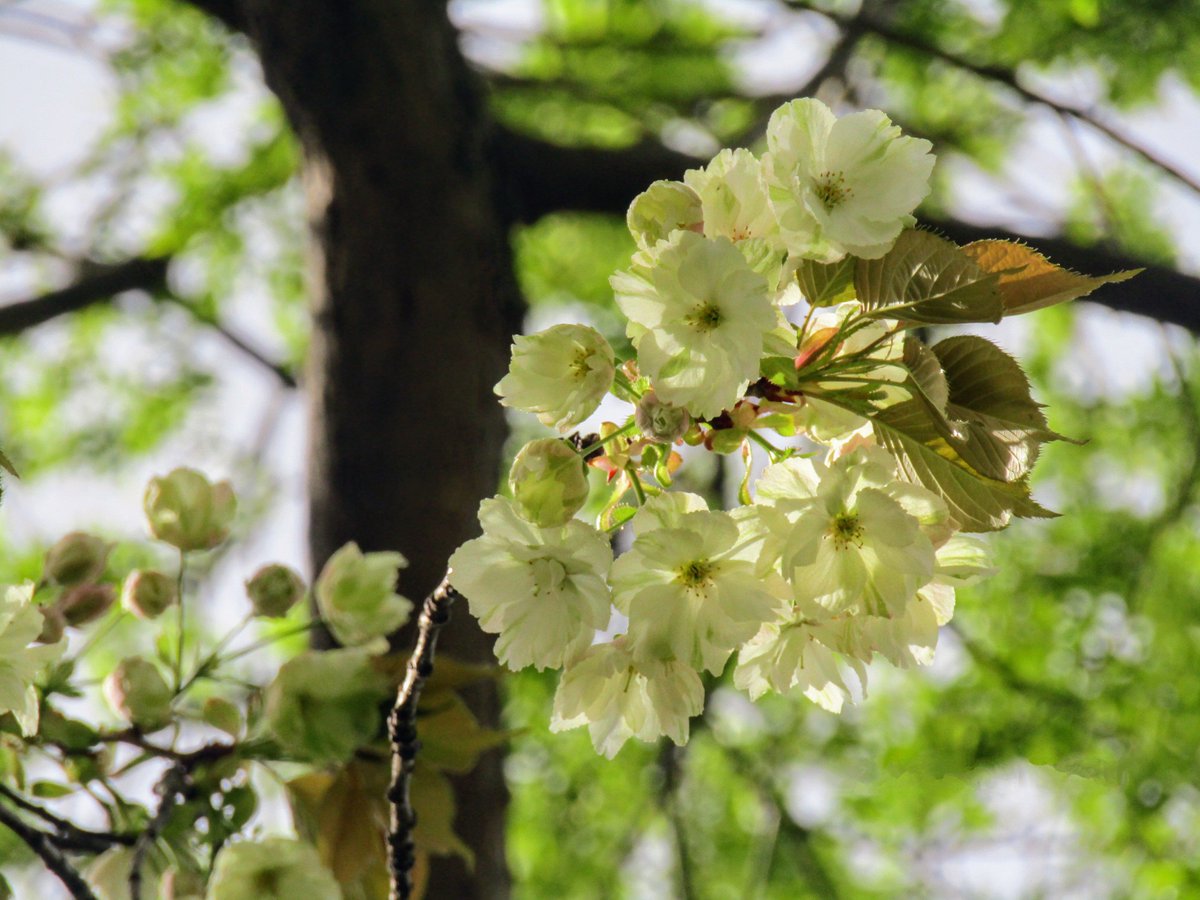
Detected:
left=959, top=239, right=1140, bottom=315
left=855, top=230, right=1003, bottom=324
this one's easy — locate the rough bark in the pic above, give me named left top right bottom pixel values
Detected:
left=239, top=1, right=519, bottom=896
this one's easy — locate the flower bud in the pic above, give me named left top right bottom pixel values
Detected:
left=160, top=866, right=206, bottom=900
left=202, top=696, right=242, bottom=738
left=635, top=391, right=691, bottom=443
left=143, top=468, right=237, bottom=552
left=245, top=564, right=306, bottom=618
left=120, top=569, right=176, bottom=620
left=509, top=438, right=590, bottom=528
left=103, top=657, right=172, bottom=731
left=315, top=544, right=409, bottom=648
left=59, top=583, right=115, bottom=627
left=43, top=532, right=110, bottom=587
left=36, top=606, right=66, bottom=644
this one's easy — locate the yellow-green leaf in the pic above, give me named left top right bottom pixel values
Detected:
left=959, top=239, right=1140, bottom=316
left=419, top=689, right=511, bottom=775
left=795, top=255, right=856, bottom=307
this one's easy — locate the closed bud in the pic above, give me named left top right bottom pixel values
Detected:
left=43, top=532, right=110, bottom=587
left=143, top=468, right=237, bottom=552
left=120, top=570, right=176, bottom=620
left=59, top=583, right=115, bottom=627
left=103, top=657, right=172, bottom=731
left=202, top=696, right=242, bottom=738
left=245, top=564, right=306, bottom=618
left=635, top=391, right=691, bottom=443
left=36, top=606, right=66, bottom=644
left=509, top=438, right=590, bottom=528
left=161, top=866, right=206, bottom=900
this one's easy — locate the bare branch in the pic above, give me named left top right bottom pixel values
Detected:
left=0, top=800, right=97, bottom=900
left=0, top=783, right=133, bottom=853
left=129, top=764, right=190, bottom=900
left=0, top=257, right=169, bottom=337
left=387, top=575, right=458, bottom=900
left=164, top=294, right=299, bottom=389
left=493, top=129, right=1200, bottom=332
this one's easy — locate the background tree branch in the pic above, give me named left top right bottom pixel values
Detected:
left=0, top=257, right=168, bottom=337
left=493, top=128, right=1200, bottom=333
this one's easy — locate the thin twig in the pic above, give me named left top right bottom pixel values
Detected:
left=788, top=1, right=1200, bottom=200
left=129, top=763, right=190, bottom=899
left=0, top=783, right=134, bottom=852
left=386, top=574, right=458, bottom=900
left=162, top=294, right=299, bottom=389
left=0, top=800, right=97, bottom=899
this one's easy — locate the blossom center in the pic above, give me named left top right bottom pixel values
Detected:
left=529, top=557, right=568, bottom=596
left=676, top=559, right=715, bottom=588
left=686, top=302, right=723, bottom=332
left=814, top=170, right=852, bottom=210
left=828, top=512, right=864, bottom=550
left=568, top=348, right=593, bottom=380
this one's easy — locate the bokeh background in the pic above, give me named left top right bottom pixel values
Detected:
left=3, top=0, right=1200, bottom=897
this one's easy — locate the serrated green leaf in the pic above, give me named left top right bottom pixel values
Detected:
left=855, top=230, right=1003, bottom=324
left=932, top=335, right=1075, bottom=483
left=795, top=256, right=856, bottom=307
left=871, top=393, right=1056, bottom=532
left=959, top=239, right=1140, bottom=315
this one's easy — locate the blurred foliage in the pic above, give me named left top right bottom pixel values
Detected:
left=2, top=0, right=1200, bottom=895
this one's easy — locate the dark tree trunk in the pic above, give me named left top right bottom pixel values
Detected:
left=238, top=1, right=521, bottom=896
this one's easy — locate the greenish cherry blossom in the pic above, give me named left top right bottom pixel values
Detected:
left=612, top=230, right=776, bottom=419
left=495, top=323, right=615, bottom=431
left=143, top=467, right=237, bottom=552
left=449, top=497, right=613, bottom=671
left=551, top=637, right=704, bottom=758
left=764, top=98, right=934, bottom=262
left=0, top=583, right=63, bottom=736
left=207, top=838, right=340, bottom=900
left=103, top=657, right=172, bottom=731
left=315, top=542, right=412, bottom=651
left=626, top=179, right=703, bottom=251
left=610, top=492, right=785, bottom=674
left=733, top=599, right=866, bottom=713
left=758, top=448, right=941, bottom=617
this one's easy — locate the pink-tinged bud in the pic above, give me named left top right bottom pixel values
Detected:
left=103, top=657, right=172, bottom=731
left=59, top=583, right=115, bottom=627
left=245, top=564, right=306, bottom=618
left=635, top=391, right=691, bottom=444
left=43, top=532, right=110, bottom=587
left=37, top=606, right=66, bottom=644
left=120, top=570, right=177, bottom=620
left=143, top=468, right=237, bottom=552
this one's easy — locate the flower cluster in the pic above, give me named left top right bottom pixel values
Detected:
left=452, top=97, right=1128, bottom=757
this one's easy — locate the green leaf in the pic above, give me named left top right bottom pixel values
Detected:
left=903, top=335, right=948, bottom=412
left=0, top=449, right=17, bottom=478
left=795, top=256, right=856, bottom=307
left=959, top=239, right=1140, bottom=315
left=855, top=229, right=1004, bottom=324
left=30, top=781, right=72, bottom=799
left=418, top=689, right=510, bottom=775
left=932, top=335, right=1075, bottom=483
left=871, top=392, right=1056, bottom=532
